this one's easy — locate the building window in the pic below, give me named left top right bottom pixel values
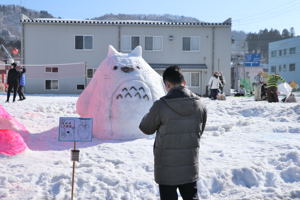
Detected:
left=279, top=65, right=282, bottom=72
left=75, top=36, right=93, bottom=50
left=271, top=66, right=276, bottom=73
left=289, top=64, right=296, bottom=71
left=87, top=68, right=96, bottom=78
left=145, top=36, right=162, bottom=51
left=283, top=64, right=287, bottom=72
left=279, top=50, right=282, bottom=56
left=121, top=36, right=140, bottom=51
left=182, top=37, right=200, bottom=51
left=182, top=72, right=200, bottom=87
left=289, top=47, right=296, bottom=54
left=45, top=67, right=58, bottom=73
left=191, top=72, right=200, bottom=86
left=77, top=84, right=85, bottom=90
left=271, top=50, right=277, bottom=57
left=45, top=80, right=58, bottom=90
left=283, top=49, right=287, bottom=55
left=182, top=72, right=191, bottom=86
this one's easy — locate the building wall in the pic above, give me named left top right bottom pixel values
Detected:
left=23, top=22, right=231, bottom=94
left=269, top=37, right=300, bottom=85
left=24, top=24, right=119, bottom=69
left=25, top=63, right=86, bottom=94
left=214, top=27, right=232, bottom=93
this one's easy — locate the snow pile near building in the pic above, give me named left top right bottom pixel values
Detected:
left=0, top=94, right=299, bottom=199
left=77, top=45, right=165, bottom=140
left=0, top=105, right=28, bottom=156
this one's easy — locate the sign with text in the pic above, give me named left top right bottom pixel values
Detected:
left=244, top=54, right=261, bottom=67
left=59, top=117, right=93, bottom=142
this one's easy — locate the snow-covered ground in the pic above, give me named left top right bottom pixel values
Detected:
left=0, top=93, right=300, bottom=200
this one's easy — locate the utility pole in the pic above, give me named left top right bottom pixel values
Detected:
left=0, top=44, right=14, bottom=64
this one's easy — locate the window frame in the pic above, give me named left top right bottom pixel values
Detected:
left=182, top=71, right=201, bottom=88
left=45, top=80, right=59, bottom=91
left=121, top=35, right=140, bottom=52
left=45, top=67, right=59, bottom=73
left=74, top=35, right=94, bottom=50
left=270, top=66, right=276, bottom=73
left=191, top=72, right=200, bottom=87
left=282, top=64, right=287, bottom=72
left=144, top=36, right=163, bottom=51
left=182, top=36, right=201, bottom=52
left=271, top=50, right=277, bottom=57
left=283, top=49, right=287, bottom=55
left=86, top=68, right=97, bottom=79
left=77, top=84, right=85, bottom=90
left=289, top=47, right=296, bottom=54
left=289, top=63, right=296, bottom=71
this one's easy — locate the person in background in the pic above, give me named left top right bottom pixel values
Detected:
left=261, top=83, right=268, bottom=100
left=17, top=67, right=26, bottom=101
left=139, top=65, right=207, bottom=200
left=6, top=63, right=20, bottom=103
left=267, top=74, right=285, bottom=103
left=253, top=72, right=264, bottom=101
left=208, top=72, right=222, bottom=100
left=234, top=85, right=246, bottom=96
left=218, top=72, right=226, bottom=93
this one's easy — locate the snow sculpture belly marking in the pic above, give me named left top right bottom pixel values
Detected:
left=115, top=83, right=150, bottom=101
left=76, top=45, right=166, bottom=140
left=111, top=80, right=153, bottom=138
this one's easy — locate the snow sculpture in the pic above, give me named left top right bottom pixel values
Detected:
left=76, top=45, right=166, bottom=139
left=0, top=105, right=28, bottom=156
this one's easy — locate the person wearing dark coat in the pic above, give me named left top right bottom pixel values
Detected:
left=17, top=67, right=26, bottom=100
left=139, top=65, right=207, bottom=200
left=6, top=63, right=21, bottom=102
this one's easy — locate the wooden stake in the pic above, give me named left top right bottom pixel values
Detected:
left=71, top=142, right=76, bottom=200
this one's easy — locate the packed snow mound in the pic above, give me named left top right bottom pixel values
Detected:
left=77, top=45, right=165, bottom=139
left=0, top=105, right=28, bottom=156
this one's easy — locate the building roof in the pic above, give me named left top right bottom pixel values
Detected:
left=150, top=64, right=207, bottom=70
left=21, top=18, right=231, bottom=27
left=269, top=36, right=300, bottom=46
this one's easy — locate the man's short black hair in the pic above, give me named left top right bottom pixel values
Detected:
left=163, top=65, right=185, bottom=84
left=11, top=63, right=17, bottom=68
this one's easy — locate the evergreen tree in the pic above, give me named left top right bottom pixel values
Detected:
left=246, top=28, right=294, bottom=63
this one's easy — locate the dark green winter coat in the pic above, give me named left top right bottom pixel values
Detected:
left=139, top=86, right=207, bottom=185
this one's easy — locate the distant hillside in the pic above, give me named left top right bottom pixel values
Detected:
left=0, top=5, right=53, bottom=40
left=91, top=13, right=201, bottom=22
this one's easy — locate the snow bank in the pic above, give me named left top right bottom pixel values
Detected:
left=0, top=94, right=299, bottom=199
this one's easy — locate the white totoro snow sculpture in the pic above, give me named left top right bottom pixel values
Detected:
left=76, top=45, right=166, bottom=139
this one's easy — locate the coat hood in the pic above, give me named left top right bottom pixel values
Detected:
left=162, top=86, right=200, bottom=116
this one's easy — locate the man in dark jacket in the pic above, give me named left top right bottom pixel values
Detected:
left=139, top=65, right=207, bottom=200
left=6, top=63, right=21, bottom=102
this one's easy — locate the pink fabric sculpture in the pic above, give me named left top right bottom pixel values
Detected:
left=0, top=105, right=28, bottom=156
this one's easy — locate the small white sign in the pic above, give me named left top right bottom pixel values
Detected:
left=59, top=117, right=93, bottom=142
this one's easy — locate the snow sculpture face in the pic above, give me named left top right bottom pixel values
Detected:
left=76, top=45, right=166, bottom=139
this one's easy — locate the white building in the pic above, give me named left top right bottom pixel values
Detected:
left=269, top=37, right=300, bottom=86
left=21, top=16, right=232, bottom=94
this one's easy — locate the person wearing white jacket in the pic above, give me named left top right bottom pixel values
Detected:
left=208, top=72, right=222, bottom=100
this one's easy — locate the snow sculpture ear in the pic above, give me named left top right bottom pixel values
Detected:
left=129, top=46, right=142, bottom=57
left=107, top=45, right=120, bottom=56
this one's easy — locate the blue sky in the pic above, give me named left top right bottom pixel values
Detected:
left=1, top=0, right=300, bottom=34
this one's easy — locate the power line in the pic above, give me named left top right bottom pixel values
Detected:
left=234, top=0, right=299, bottom=22
left=233, top=0, right=300, bottom=27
